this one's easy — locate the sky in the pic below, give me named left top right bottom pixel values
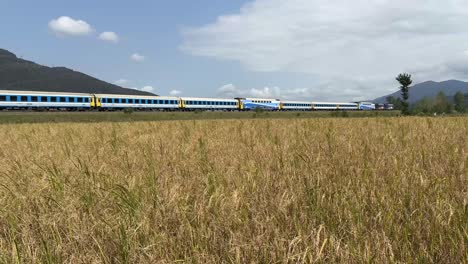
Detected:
left=2, top=0, right=468, bottom=101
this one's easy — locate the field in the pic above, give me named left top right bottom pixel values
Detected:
left=0, top=116, right=466, bottom=263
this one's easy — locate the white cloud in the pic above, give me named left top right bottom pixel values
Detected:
left=217, top=83, right=376, bottom=101
left=169, top=90, right=182, bottom=96
left=114, top=79, right=129, bottom=86
left=182, top=0, right=468, bottom=100
left=99, top=31, right=119, bottom=43
left=130, top=53, right=145, bottom=62
left=141, top=86, right=156, bottom=93
left=49, top=16, right=93, bottom=36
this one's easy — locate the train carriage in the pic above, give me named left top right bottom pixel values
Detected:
left=96, top=94, right=179, bottom=110
left=180, top=97, right=238, bottom=110
left=0, top=90, right=93, bottom=110
left=358, top=102, right=376, bottom=110
left=238, top=98, right=281, bottom=110
left=281, top=101, right=313, bottom=111
left=312, top=102, right=358, bottom=110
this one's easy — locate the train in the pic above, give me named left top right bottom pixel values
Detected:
left=0, top=90, right=389, bottom=111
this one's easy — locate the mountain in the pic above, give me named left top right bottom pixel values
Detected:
left=0, top=48, right=154, bottom=95
left=374, top=80, right=468, bottom=104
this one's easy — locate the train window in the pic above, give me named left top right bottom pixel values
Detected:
left=77, top=97, right=83, bottom=103
left=20, top=96, right=27, bottom=102
left=50, top=97, right=57, bottom=102
left=0, top=96, right=5, bottom=101
left=40, top=97, right=47, bottom=102
left=31, top=96, right=38, bottom=102
left=85, top=98, right=90, bottom=103
left=165, top=100, right=169, bottom=104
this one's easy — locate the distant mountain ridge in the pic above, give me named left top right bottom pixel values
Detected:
left=0, top=48, right=154, bottom=96
left=374, top=80, right=468, bottom=104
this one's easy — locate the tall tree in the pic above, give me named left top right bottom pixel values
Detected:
left=395, top=73, right=412, bottom=115
left=454, top=91, right=465, bottom=113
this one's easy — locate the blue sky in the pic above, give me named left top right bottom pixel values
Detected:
left=2, top=0, right=468, bottom=100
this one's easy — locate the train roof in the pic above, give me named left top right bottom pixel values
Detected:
left=281, top=100, right=313, bottom=104
left=241, top=98, right=281, bottom=101
left=312, top=102, right=358, bottom=105
left=94, top=94, right=178, bottom=99
left=0, top=90, right=92, bottom=96
left=180, top=97, right=237, bottom=101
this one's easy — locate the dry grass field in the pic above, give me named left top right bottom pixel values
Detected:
left=0, top=117, right=467, bottom=263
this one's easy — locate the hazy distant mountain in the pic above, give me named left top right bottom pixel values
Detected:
left=374, top=80, right=468, bottom=104
left=0, top=48, right=154, bottom=95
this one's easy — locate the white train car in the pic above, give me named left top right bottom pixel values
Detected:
left=358, top=102, right=376, bottom=110
left=312, top=102, right=358, bottom=110
left=239, top=98, right=281, bottom=110
left=281, top=101, right=312, bottom=110
left=181, top=97, right=238, bottom=110
left=96, top=94, right=179, bottom=109
left=0, top=90, right=93, bottom=109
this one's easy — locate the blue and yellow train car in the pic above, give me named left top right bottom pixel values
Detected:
left=95, top=94, right=179, bottom=110
left=0, top=90, right=92, bottom=110
left=180, top=97, right=238, bottom=110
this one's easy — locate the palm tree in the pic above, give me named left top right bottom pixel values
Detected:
left=396, top=73, right=413, bottom=115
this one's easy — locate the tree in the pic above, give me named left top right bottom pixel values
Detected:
left=386, top=96, right=404, bottom=110
left=454, top=91, right=465, bottom=113
left=412, top=97, right=434, bottom=115
left=396, top=73, right=413, bottom=115
left=433, top=91, right=452, bottom=114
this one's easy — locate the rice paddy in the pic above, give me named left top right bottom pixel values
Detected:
left=0, top=116, right=466, bottom=263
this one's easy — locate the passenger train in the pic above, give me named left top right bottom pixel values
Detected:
left=0, top=90, right=381, bottom=111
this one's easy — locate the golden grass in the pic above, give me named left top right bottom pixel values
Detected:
left=0, top=117, right=467, bottom=263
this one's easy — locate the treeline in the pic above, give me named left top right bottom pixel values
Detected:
left=386, top=91, right=466, bottom=115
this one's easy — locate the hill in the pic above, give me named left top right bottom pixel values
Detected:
left=0, top=48, right=154, bottom=95
left=374, top=80, right=468, bottom=104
